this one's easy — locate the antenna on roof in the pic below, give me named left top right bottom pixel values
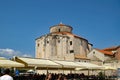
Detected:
left=60, top=21, right=62, bottom=24
left=58, top=21, right=64, bottom=26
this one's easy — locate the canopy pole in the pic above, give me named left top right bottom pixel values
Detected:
left=104, top=70, right=105, bottom=77
left=47, top=67, right=49, bottom=74
left=63, top=69, right=64, bottom=74
left=62, top=65, right=64, bottom=74
left=34, top=66, right=37, bottom=73
left=88, top=69, right=90, bottom=76
left=14, top=67, right=16, bottom=74
left=70, top=70, right=72, bottom=74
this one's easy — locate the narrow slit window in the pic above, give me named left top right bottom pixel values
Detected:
left=59, top=29, right=60, bottom=32
left=38, top=44, right=39, bottom=47
left=70, top=41, right=72, bottom=45
left=47, top=41, right=49, bottom=43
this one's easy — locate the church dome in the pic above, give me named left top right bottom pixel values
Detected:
left=50, top=23, right=73, bottom=33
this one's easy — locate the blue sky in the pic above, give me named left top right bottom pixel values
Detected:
left=0, top=0, right=120, bottom=58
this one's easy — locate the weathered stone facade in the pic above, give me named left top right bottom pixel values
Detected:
left=87, top=46, right=120, bottom=68
left=36, top=23, right=93, bottom=61
left=114, top=46, right=120, bottom=60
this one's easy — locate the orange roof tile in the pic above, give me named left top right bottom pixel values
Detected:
left=103, top=46, right=120, bottom=51
left=58, top=23, right=65, bottom=26
left=52, top=32, right=87, bottom=41
left=96, top=49, right=113, bottom=56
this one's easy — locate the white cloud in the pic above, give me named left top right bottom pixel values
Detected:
left=0, top=48, right=33, bottom=58
left=22, top=54, right=32, bottom=57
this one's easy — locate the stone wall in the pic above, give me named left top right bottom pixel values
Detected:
left=115, top=47, right=120, bottom=60
left=50, top=25, right=72, bottom=33
left=36, top=24, right=92, bottom=61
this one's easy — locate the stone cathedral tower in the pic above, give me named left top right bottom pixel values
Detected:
left=35, top=23, right=92, bottom=61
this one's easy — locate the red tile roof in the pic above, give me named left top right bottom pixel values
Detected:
left=58, top=23, right=65, bottom=26
left=103, top=46, right=120, bottom=51
left=96, top=49, right=113, bottom=56
left=52, top=32, right=87, bottom=41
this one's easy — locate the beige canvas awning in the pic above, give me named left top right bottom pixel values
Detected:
left=75, top=62, right=103, bottom=69
left=0, top=59, right=24, bottom=67
left=15, top=57, right=61, bottom=68
left=102, top=65, right=116, bottom=70
left=53, top=60, right=83, bottom=68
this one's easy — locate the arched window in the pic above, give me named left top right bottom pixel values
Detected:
left=37, top=44, right=39, bottom=47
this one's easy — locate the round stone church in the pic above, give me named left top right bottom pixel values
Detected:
left=35, top=23, right=93, bottom=61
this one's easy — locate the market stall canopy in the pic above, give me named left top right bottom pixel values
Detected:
left=75, top=68, right=86, bottom=71
left=15, top=57, right=62, bottom=68
left=53, top=60, right=83, bottom=68
left=117, top=63, right=120, bottom=68
left=102, top=65, right=117, bottom=70
left=0, top=57, right=24, bottom=67
left=75, top=62, right=103, bottom=69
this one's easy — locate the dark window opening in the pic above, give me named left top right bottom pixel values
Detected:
left=38, top=44, right=39, bottom=47
left=70, top=50, right=74, bottom=53
left=70, top=41, right=72, bottom=45
left=58, top=40, right=60, bottom=43
left=93, top=51, right=95, bottom=54
left=58, top=29, right=60, bottom=32
left=47, top=41, right=49, bottom=43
